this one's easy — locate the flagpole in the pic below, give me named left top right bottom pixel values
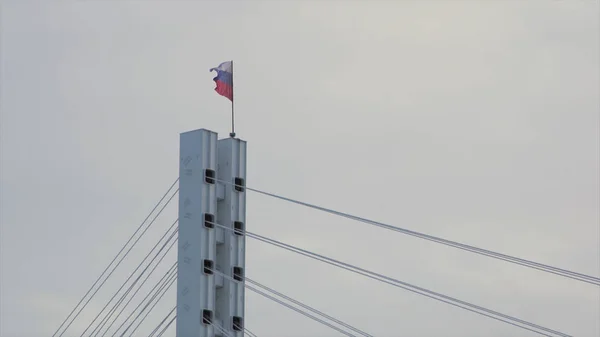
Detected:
left=230, top=59, right=235, bottom=138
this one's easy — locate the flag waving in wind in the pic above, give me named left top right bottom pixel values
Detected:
left=210, top=61, right=233, bottom=101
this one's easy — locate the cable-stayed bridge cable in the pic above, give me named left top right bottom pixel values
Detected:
left=110, top=262, right=176, bottom=336
left=209, top=221, right=570, bottom=337
left=217, top=179, right=599, bottom=285
left=212, top=321, right=234, bottom=337
left=237, top=324, right=259, bottom=337
left=117, top=261, right=177, bottom=337
left=246, top=231, right=566, bottom=337
left=147, top=306, right=176, bottom=337
left=245, top=328, right=259, bottom=337
left=241, top=272, right=370, bottom=336
left=79, top=219, right=178, bottom=337
left=91, top=228, right=178, bottom=336
left=126, top=270, right=177, bottom=336
left=229, top=285, right=355, bottom=337
left=95, top=230, right=178, bottom=337
left=155, top=314, right=176, bottom=337
left=244, top=276, right=372, bottom=337
left=117, top=271, right=175, bottom=337
left=51, top=178, right=178, bottom=337
left=250, top=230, right=568, bottom=337
left=249, top=182, right=599, bottom=284
left=90, top=228, right=177, bottom=337
left=247, top=284, right=357, bottom=337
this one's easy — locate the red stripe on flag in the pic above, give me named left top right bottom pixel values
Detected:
left=214, top=80, right=233, bottom=101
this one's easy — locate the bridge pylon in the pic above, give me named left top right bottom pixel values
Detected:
left=176, top=128, right=247, bottom=337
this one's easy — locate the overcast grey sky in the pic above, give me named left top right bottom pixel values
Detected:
left=1, top=0, right=599, bottom=336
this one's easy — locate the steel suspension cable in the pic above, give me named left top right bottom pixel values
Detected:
left=247, top=231, right=567, bottom=337
left=79, top=219, right=178, bottom=337
left=210, top=221, right=570, bottom=337
left=117, top=263, right=176, bottom=337
left=95, top=230, right=178, bottom=337
left=212, top=321, right=234, bottom=337
left=216, top=179, right=598, bottom=285
left=126, top=271, right=177, bottom=336
left=245, top=276, right=372, bottom=337
left=51, top=178, right=178, bottom=337
left=155, top=314, right=176, bottom=337
left=147, top=306, right=176, bottom=337
left=110, top=262, right=176, bottom=337
left=237, top=324, right=259, bottom=337
left=247, top=284, right=357, bottom=337
left=211, top=267, right=360, bottom=337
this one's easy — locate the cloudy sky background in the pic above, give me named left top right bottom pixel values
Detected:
left=1, top=0, right=599, bottom=336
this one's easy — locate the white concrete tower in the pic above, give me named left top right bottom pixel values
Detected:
left=177, top=128, right=246, bottom=337
left=215, top=137, right=247, bottom=336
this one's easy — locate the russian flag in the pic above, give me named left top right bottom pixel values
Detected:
left=210, top=61, right=233, bottom=101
